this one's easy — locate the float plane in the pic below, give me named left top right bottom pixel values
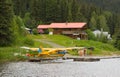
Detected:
left=20, top=46, right=85, bottom=59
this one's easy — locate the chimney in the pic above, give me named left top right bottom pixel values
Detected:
left=66, top=21, right=68, bottom=25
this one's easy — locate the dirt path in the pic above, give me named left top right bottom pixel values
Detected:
left=35, top=39, right=65, bottom=48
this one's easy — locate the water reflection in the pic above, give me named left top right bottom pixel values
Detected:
left=0, top=59, right=120, bottom=77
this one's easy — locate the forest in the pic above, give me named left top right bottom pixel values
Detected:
left=0, top=0, right=120, bottom=49
left=80, top=0, right=120, bottom=13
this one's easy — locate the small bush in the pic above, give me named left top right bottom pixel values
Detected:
left=33, top=28, right=38, bottom=35
left=114, top=40, right=120, bottom=50
left=114, top=35, right=120, bottom=50
left=86, top=29, right=97, bottom=41
left=44, top=29, right=49, bottom=34
left=99, top=35, right=108, bottom=43
left=23, top=38, right=34, bottom=46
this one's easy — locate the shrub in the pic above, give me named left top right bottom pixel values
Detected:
left=86, top=29, right=97, bottom=40
left=44, top=29, right=49, bottom=34
left=99, top=34, right=108, bottom=43
left=113, top=35, right=120, bottom=50
left=23, top=38, right=34, bottom=46
left=33, top=28, right=38, bottom=35
left=114, top=38, right=120, bottom=50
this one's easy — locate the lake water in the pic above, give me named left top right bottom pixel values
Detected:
left=0, top=59, right=120, bottom=77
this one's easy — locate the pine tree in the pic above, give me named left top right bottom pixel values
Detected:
left=60, top=0, right=68, bottom=22
left=23, top=12, right=33, bottom=28
left=0, top=0, right=15, bottom=46
left=89, top=11, right=98, bottom=30
left=30, top=0, right=40, bottom=27
left=12, top=0, right=30, bottom=17
left=107, top=15, right=115, bottom=35
left=114, top=35, right=120, bottom=50
left=71, top=0, right=78, bottom=21
left=67, top=1, right=73, bottom=22
left=98, top=15, right=109, bottom=31
left=90, top=16, right=97, bottom=30
left=45, top=0, right=59, bottom=23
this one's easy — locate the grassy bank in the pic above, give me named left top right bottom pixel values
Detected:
left=0, top=35, right=51, bottom=63
left=28, top=34, right=120, bottom=56
left=1, top=34, right=120, bottom=63
left=0, top=47, right=26, bottom=63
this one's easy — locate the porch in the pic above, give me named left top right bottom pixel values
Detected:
left=62, top=31, right=87, bottom=40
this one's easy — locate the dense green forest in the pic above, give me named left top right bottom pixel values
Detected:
left=0, top=0, right=120, bottom=49
left=80, top=0, right=120, bottom=13
left=11, top=0, right=120, bottom=35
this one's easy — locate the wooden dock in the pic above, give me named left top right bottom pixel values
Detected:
left=28, top=55, right=120, bottom=62
left=28, top=57, right=62, bottom=62
left=63, top=56, right=100, bottom=62
left=63, top=55, right=120, bottom=62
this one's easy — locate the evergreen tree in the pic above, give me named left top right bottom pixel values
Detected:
left=114, top=35, right=120, bottom=50
left=113, top=14, right=120, bottom=38
left=89, top=7, right=100, bottom=30
left=30, top=0, right=41, bottom=27
left=0, top=0, right=15, bottom=46
left=12, top=0, right=21, bottom=16
left=54, top=0, right=62, bottom=22
left=12, top=0, right=31, bottom=17
left=60, top=0, right=68, bottom=22
left=75, top=6, right=87, bottom=22
left=23, top=12, right=33, bottom=28
left=107, top=15, right=114, bottom=35
left=98, top=15, right=109, bottom=31
left=67, top=1, right=73, bottom=22
left=71, top=0, right=78, bottom=21
left=90, top=16, right=97, bottom=30
left=45, top=0, right=60, bottom=23
left=15, top=16, right=25, bottom=34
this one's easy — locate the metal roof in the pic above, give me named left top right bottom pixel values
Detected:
left=37, top=22, right=86, bottom=29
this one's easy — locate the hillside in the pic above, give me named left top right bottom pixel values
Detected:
left=1, top=34, right=120, bottom=63
left=29, top=35, right=120, bottom=55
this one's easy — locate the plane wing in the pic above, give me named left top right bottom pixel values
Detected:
left=21, top=46, right=85, bottom=51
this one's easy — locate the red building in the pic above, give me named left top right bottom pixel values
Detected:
left=37, top=22, right=87, bottom=39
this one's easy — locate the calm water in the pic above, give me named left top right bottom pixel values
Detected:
left=0, top=59, right=120, bottom=77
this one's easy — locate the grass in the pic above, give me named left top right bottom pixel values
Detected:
left=0, top=43, right=51, bottom=63
left=0, top=47, right=27, bottom=63
left=0, top=35, right=52, bottom=63
left=14, top=35, right=51, bottom=47
left=28, top=34, right=120, bottom=56
left=28, top=34, right=74, bottom=47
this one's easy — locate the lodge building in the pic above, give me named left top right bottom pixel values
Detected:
left=37, top=22, right=87, bottom=40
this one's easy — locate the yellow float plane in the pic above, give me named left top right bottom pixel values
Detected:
left=21, top=46, right=85, bottom=58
